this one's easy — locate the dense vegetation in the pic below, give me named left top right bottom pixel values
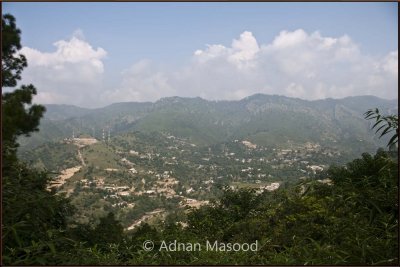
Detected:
left=127, top=150, right=398, bottom=265
left=19, top=130, right=358, bottom=228
left=19, top=92, right=397, bottom=154
left=3, top=150, right=398, bottom=265
left=2, top=14, right=398, bottom=265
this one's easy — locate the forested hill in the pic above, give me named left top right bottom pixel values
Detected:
left=19, top=94, right=397, bottom=154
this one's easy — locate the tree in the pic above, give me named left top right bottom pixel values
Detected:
left=364, top=108, right=398, bottom=148
left=92, top=212, right=124, bottom=247
left=1, top=13, right=45, bottom=166
left=2, top=14, right=27, bottom=87
left=1, top=14, right=70, bottom=265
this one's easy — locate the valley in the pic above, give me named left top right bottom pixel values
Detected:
left=22, top=129, right=362, bottom=230
left=17, top=94, right=398, bottom=231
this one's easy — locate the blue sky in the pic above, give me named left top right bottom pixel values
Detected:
left=3, top=2, right=398, bottom=107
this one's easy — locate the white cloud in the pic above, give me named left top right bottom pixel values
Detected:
left=34, top=91, right=68, bottom=104
left=21, top=29, right=397, bottom=107
left=285, top=83, right=305, bottom=98
left=20, top=30, right=107, bottom=107
left=271, top=29, right=308, bottom=49
left=193, top=31, right=260, bottom=69
left=194, top=44, right=229, bottom=63
left=101, top=60, right=176, bottom=103
left=109, top=29, right=397, bottom=103
left=228, top=31, right=260, bottom=67
left=381, top=50, right=398, bottom=76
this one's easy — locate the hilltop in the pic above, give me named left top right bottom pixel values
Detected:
left=18, top=94, right=397, bottom=153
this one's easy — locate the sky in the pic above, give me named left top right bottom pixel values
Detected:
left=3, top=2, right=398, bottom=108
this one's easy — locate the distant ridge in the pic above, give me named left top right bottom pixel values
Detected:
left=19, top=94, right=397, bottom=154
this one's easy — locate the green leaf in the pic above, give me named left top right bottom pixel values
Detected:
left=372, top=119, right=383, bottom=130
left=48, top=242, right=56, bottom=254
left=379, top=127, right=394, bottom=138
left=374, top=124, right=386, bottom=134
left=387, top=133, right=398, bottom=147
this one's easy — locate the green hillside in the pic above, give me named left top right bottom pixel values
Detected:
left=17, top=94, right=397, bottom=155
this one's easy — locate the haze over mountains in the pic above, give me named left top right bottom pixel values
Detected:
left=19, top=94, right=397, bottom=155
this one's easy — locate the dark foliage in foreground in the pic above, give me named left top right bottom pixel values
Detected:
left=3, top=149, right=398, bottom=265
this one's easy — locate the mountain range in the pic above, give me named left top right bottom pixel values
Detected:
left=18, top=94, right=398, bottom=155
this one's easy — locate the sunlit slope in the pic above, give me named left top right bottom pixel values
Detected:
left=18, top=94, right=397, bottom=152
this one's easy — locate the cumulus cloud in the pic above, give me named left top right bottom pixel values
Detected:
left=101, top=60, right=176, bottom=103
left=19, top=30, right=107, bottom=107
left=193, top=31, right=260, bottom=69
left=271, top=29, right=308, bottom=49
left=106, top=29, right=397, bottom=103
left=20, top=29, right=397, bottom=107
